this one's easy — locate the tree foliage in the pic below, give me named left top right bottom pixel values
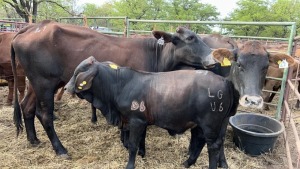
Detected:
left=1, top=0, right=300, bottom=37
left=2, top=0, right=81, bottom=23
left=225, top=0, right=300, bottom=37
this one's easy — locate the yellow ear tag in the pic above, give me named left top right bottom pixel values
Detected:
left=277, top=60, right=282, bottom=65
left=79, top=81, right=87, bottom=86
left=78, top=86, right=83, bottom=90
left=221, top=58, right=231, bottom=66
left=109, top=64, right=118, bottom=69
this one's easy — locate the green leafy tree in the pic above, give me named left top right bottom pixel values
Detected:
left=111, top=0, right=168, bottom=32
left=168, top=0, right=219, bottom=33
left=225, top=0, right=271, bottom=36
left=2, top=0, right=78, bottom=23
left=225, top=0, right=300, bottom=38
left=266, top=0, right=300, bottom=37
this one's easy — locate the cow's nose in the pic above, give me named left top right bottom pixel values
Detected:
left=64, top=83, right=75, bottom=94
left=239, top=95, right=263, bottom=109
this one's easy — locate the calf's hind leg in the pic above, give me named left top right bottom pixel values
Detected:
left=184, top=127, right=206, bottom=168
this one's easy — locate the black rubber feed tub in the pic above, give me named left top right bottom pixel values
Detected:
left=229, top=113, right=284, bottom=156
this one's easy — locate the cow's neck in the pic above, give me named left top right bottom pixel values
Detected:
left=157, top=43, right=177, bottom=72
left=226, top=63, right=241, bottom=105
left=225, top=77, right=240, bottom=117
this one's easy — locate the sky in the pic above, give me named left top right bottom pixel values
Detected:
left=77, top=0, right=238, bottom=18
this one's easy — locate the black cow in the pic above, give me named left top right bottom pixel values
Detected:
left=65, top=40, right=269, bottom=169
left=11, top=20, right=217, bottom=157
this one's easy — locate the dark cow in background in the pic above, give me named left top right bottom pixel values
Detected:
left=11, top=20, right=217, bottom=157
left=65, top=40, right=269, bottom=169
left=89, top=33, right=239, bottom=122
left=0, top=32, right=26, bottom=105
left=201, top=34, right=238, bottom=77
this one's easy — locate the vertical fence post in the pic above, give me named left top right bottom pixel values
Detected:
left=126, top=17, right=129, bottom=37
left=287, top=23, right=297, bottom=55
left=276, top=67, right=289, bottom=120
left=281, top=67, right=294, bottom=122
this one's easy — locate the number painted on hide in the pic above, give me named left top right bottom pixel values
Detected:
left=130, top=100, right=146, bottom=112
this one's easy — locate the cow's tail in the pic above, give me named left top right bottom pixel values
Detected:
left=11, top=42, right=23, bottom=136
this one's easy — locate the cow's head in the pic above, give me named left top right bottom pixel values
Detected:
left=152, top=27, right=216, bottom=70
left=65, top=56, right=98, bottom=95
left=213, top=41, right=269, bottom=109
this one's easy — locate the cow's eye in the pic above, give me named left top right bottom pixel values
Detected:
left=186, top=36, right=194, bottom=41
left=236, top=62, right=244, bottom=71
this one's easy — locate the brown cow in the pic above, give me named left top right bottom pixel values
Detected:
left=263, top=53, right=299, bottom=110
left=11, top=20, right=217, bottom=157
left=0, top=32, right=26, bottom=105
left=201, top=33, right=238, bottom=50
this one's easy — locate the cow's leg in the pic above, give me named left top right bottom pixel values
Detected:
left=121, top=128, right=146, bottom=158
left=91, top=105, right=97, bottom=123
left=126, top=118, right=147, bottom=169
left=17, top=75, right=26, bottom=101
left=55, top=87, right=65, bottom=101
left=137, top=129, right=146, bottom=158
left=16, top=67, right=26, bottom=101
left=6, top=79, right=13, bottom=105
left=206, top=138, right=222, bottom=169
left=216, top=117, right=230, bottom=168
left=121, top=129, right=129, bottom=149
left=184, top=127, right=205, bottom=168
left=21, top=85, right=40, bottom=145
left=296, top=82, right=300, bottom=109
left=34, top=86, right=68, bottom=157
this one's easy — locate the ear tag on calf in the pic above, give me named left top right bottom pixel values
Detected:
left=279, top=59, right=288, bottom=68
left=78, top=86, right=83, bottom=90
left=109, top=64, right=118, bottom=69
left=221, top=58, right=231, bottom=66
left=157, top=37, right=164, bottom=45
left=79, top=81, right=87, bottom=86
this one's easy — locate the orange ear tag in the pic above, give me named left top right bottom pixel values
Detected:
left=221, top=58, right=231, bottom=66
left=109, top=64, right=118, bottom=69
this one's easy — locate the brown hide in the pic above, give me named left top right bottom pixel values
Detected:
left=263, top=53, right=299, bottom=109
left=0, top=32, right=25, bottom=105
left=201, top=33, right=238, bottom=49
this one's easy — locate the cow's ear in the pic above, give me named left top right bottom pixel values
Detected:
left=74, top=71, right=94, bottom=92
left=152, top=31, right=173, bottom=43
left=269, top=53, right=295, bottom=68
left=212, top=48, right=235, bottom=65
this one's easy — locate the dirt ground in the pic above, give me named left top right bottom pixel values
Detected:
left=0, top=86, right=298, bottom=169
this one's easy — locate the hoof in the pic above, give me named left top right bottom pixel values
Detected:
left=29, top=139, right=41, bottom=146
left=218, top=161, right=228, bottom=168
left=53, top=114, right=59, bottom=121
left=58, top=153, right=71, bottom=160
left=91, top=118, right=97, bottom=124
left=183, top=161, right=191, bottom=168
left=138, top=149, right=145, bottom=158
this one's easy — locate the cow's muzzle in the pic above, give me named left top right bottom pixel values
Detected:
left=64, top=82, right=75, bottom=95
left=239, top=95, right=263, bottom=109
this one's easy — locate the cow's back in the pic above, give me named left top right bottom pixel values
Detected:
left=12, top=20, right=155, bottom=83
